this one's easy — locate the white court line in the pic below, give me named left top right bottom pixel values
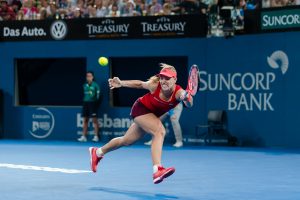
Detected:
left=0, top=163, right=92, bottom=174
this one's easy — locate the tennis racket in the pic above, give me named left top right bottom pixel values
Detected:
left=186, top=64, right=199, bottom=96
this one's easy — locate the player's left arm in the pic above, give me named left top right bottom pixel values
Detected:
left=175, top=89, right=193, bottom=108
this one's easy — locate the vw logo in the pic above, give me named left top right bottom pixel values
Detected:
left=50, top=21, right=67, bottom=40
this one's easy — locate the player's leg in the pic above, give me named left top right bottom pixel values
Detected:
left=101, top=122, right=145, bottom=154
left=144, top=112, right=168, bottom=146
left=89, top=122, right=145, bottom=172
left=134, top=113, right=175, bottom=184
left=134, top=113, right=165, bottom=166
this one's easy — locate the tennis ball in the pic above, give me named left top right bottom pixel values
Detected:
left=98, top=57, right=108, bottom=66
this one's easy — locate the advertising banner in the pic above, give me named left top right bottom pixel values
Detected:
left=244, top=6, right=300, bottom=33
left=1, top=31, right=300, bottom=147
left=261, top=9, right=300, bottom=30
left=0, top=15, right=207, bottom=41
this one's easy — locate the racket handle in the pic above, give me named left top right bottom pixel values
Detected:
left=180, top=90, right=191, bottom=101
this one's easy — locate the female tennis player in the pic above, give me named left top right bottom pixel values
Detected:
left=89, top=63, right=194, bottom=184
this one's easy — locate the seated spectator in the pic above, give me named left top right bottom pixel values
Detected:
left=77, top=0, right=90, bottom=17
left=73, top=7, right=82, bottom=18
left=58, top=7, right=69, bottom=18
left=108, top=3, right=120, bottom=17
left=39, top=0, right=51, bottom=17
left=22, top=0, right=38, bottom=19
left=138, top=2, right=147, bottom=15
left=134, top=0, right=145, bottom=16
left=46, top=1, right=58, bottom=19
left=0, top=0, right=15, bottom=20
left=120, top=0, right=135, bottom=16
left=149, top=0, right=162, bottom=15
left=160, top=2, right=175, bottom=15
left=39, top=7, right=48, bottom=19
left=88, top=4, right=97, bottom=17
left=95, top=0, right=109, bottom=17
left=16, top=9, right=24, bottom=19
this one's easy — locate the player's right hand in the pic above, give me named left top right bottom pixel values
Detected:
left=108, top=77, right=122, bottom=89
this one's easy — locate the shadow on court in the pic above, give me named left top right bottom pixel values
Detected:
left=90, top=187, right=181, bottom=200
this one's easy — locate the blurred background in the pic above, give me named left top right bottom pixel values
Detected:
left=0, top=0, right=300, bottom=148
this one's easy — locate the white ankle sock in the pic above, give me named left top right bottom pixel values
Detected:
left=96, top=148, right=104, bottom=157
left=153, top=165, right=161, bottom=173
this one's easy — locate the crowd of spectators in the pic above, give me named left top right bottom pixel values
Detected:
left=0, top=0, right=207, bottom=20
left=0, top=0, right=299, bottom=20
left=262, top=0, right=300, bottom=8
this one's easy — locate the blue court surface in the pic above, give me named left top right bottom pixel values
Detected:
left=0, top=140, right=300, bottom=200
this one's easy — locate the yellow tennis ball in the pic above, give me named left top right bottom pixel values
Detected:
left=98, top=57, right=108, bottom=66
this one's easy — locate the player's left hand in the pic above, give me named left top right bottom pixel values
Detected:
left=108, top=77, right=122, bottom=89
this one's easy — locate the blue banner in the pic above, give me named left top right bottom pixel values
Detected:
left=1, top=31, right=300, bottom=147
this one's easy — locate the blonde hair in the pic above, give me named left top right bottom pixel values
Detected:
left=149, top=63, right=177, bottom=83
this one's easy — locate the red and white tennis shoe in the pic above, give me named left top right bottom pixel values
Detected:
left=89, top=147, right=103, bottom=173
left=153, top=166, right=175, bottom=184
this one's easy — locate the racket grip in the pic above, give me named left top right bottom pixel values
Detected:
left=180, top=90, right=191, bottom=101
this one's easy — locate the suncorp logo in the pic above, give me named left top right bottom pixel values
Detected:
left=50, top=21, right=67, bottom=40
left=29, top=107, right=55, bottom=139
left=261, top=9, right=300, bottom=29
left=267, top=50, right=289, bottom=74
left=199, top=50, right=289, bottom=111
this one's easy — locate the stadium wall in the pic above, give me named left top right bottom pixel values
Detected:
left=0, top=31, right=299, bottom=147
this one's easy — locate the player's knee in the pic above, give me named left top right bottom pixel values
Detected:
left=152, top=128, right=165, bottom=138
left=160, top=124, right=166, bottom=137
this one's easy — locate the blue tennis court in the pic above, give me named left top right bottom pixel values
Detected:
left=1, top=140, right=299, bottom=200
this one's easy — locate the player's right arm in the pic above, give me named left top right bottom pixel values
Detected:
left=108, top=77, right=158, bottom=92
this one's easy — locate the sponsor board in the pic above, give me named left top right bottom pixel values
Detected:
left=76, top=113, right=133, bottom=136
left=0, top=15, right=207, bottom=41
left=28, top=107, right=55, bottom=139
left=199, top=50, right=289, bottom=111
left=261, top=9, right=300, bottom=30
